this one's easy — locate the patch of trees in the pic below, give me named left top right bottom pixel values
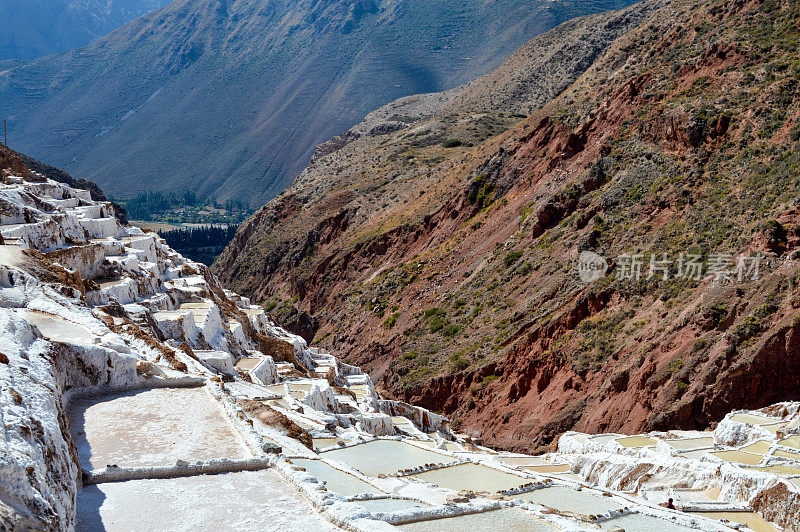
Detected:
left=161, top=225, right=239, bottom=265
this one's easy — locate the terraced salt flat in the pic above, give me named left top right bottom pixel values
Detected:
left=600, top=513, right=699, bottom=531
left=408, top=463, right=528, bottom=493
left=498, top=455, right=550, bottom=467
left=516, top=486, right=621, bottom=515
left=666, top=437, right=716, bottom=450
left=729, top=413, right=779, bottom=426
left=678, top=449, right=717, bottom=460
left=354, top=498, right=429, bottom=513
left=312, top=437, right=340, bottom=450
left=290, top=458, right=383, bottom=496
left=758, top=464, right=800, bottom=475
left=778, top=435, right=800, bottom=450
left=710, top=450, right=763, bottom=466
left=18, top=309, right=96, bottom=346
left=739, top=440, right=772, bottom=454
left=520, top=464, right=571, bottom=474
left=397, top=508, right=557, bottom=531
left=694, top=512, right=782, bottom=532
left=772, top=448, right=800, bottom=460
left=321, top=440, right=454, bottom=477
left=76, top=470, right=342, bottom=531
left=616, top=436, right=656, bottom=447
left=235, top=357, right=261, bottom=371
left=69, top=387, right=249, bottom=469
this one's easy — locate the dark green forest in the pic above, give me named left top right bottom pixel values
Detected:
left=162, top=225, right=239, bottom=265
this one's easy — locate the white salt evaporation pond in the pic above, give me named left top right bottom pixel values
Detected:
left=354, top=498, right=429, bottom=513
left=17, top=309, right=97, bottom=346
left=408, top=463, right=528, bottom=493
left=694, top=512, right=782, bottom=532
left=600, top=513, right=700, bottom=531
left=516, top=485, right=622, bottom=515
left=76, top=470, right=342, bottom=531
left=398, top=508, right=556, bottom=531
left=321, top=439, right=454, bottom=476
left=291, top=458, right=383, bottom=496
left=69, top=387, right=249, bottom=469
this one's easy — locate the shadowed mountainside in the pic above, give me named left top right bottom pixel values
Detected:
left=0, top=0, right=173, bottom=64
left=0, top=0, right=638, bottom=205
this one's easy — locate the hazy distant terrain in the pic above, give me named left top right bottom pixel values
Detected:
left=0, top=0, right=637, bottom=205
left=0, top=0, right=173, bottom=63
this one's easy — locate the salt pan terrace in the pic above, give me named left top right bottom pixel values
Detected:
left=0, top=176, right=797, bottom=531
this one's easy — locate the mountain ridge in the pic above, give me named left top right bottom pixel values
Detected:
left=0, top=0, right=638, bottom=205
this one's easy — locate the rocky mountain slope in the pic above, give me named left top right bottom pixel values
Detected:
left=0, top=0, right=173, bottom=64
left=2, top=145, right=799, bottom=532
left=0, top=0, right=638, bottom=205
left=214, top=0, right=800, bottom=455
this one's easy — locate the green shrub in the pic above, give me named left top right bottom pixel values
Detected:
left=703, top=304, right=728, bottom=327
left=424, top=307, right=445, bottom=318
left=449, top=353, right=469, bottom=370
left=442, top=324, right=460, bottom=337
left=466, top=175, right=495, bottom=208
left=383, top=312, right=400, bottom=328
left=429, top=317, right=447, bottom=333
left=731, top=315, right=763, bottom=345
left=504, top=250, right=523, bottom=268
left=442, top=139, right=463, bottom=148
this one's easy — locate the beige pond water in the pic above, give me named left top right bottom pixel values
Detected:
left=69, top=387, right=249, bottom=470
left=590, top=434, right=621, bottom=445
left=694, top=511, right=782, bottom=532
left=76, top=470, right=342, bottom=532
left=235, top=357, right=261, bottom=371
left=520, top=464, right=571, bottom=474
left=758, top=464, right=800, bottom=475
left=761, top=422, right=789, bottom=435
left=740, top=440, right=772, bottom=454
left=516, top=486, right=622, bottom=515
left=408, top=463, right=528, bottom=493
left=778, top=434, right=800, bottom=450
left=321, top=440, right=454, bottom=477
left=729, top=413, right=778, bottom=425
left=312, top=438, right=340, bottom=451
left=18, top=309, right=96, bottom=346
left=616, top=436, right=657, bottom=448
left=710, top=450, right=763, bottom=466
left=772, top=448, right=800, bottom=460
left=290, top=458, right=383, bottom=496
left=666, top=437, right=716, bottom=450
left=397, top=508, right=556, bottom=532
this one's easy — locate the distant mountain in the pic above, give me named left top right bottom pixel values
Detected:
left=0, top=0, right=638, bottom=205
left=0, top=0, right=173, bottom=63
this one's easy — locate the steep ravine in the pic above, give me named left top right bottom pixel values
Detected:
left=216, top=0, right=800, bottom=453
